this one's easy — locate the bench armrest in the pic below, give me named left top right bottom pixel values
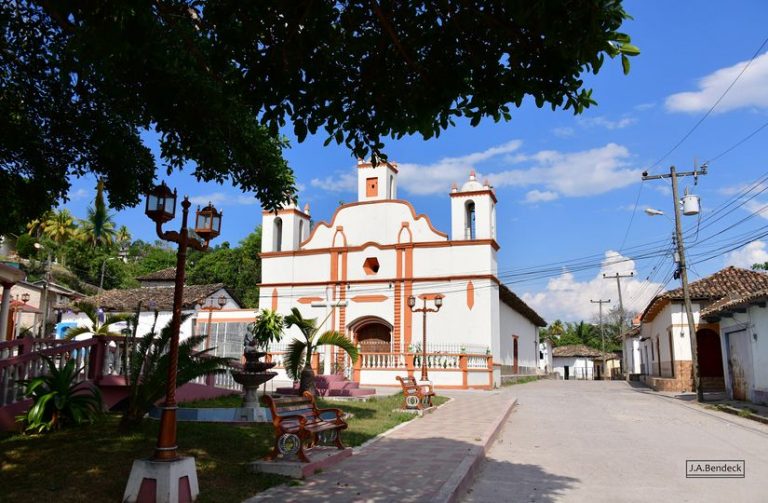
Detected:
left=316, top=407, right=345, bottom=421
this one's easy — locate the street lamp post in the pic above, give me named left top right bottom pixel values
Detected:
left=407, top=294, right=443, bottom=381
left=124, top=183, right=222, bottom=503
left=198, top=295, right=228, bottom=349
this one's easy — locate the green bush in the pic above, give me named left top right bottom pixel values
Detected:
left=17, top=356, right=103, bottom=433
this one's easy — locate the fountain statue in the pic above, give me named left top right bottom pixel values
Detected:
left=230, top=327, right=279, bottom=419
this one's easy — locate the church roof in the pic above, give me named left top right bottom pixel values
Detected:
left=499, top=283, right=547, bottom=327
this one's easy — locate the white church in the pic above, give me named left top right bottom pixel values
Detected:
left=256, top=159, right=546, bottom=389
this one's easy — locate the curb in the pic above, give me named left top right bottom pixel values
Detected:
left=432, top=396, right=518, bottom=503
left=355, top=397, right=456, bottom=453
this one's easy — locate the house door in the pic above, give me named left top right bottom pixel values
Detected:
left=697, top=328, right=725, bottom=391
left=564, top=366, right=570, bottom=380
left=726, top=329, right=753, bottom=401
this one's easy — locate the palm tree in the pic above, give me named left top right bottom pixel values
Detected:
left=78, top=180, right=117, bottom=247
left=247, top=309, right=284, bottom=349
left=42, top=209, right=77, bottom=264
left=284, top=307, right=358, bottom=395
left=116, top=225, right=131, bottom=247
left=120, top=313, right=232, bottom=429
left=64, top=303, right=130, bottom=340
left=26, top=211, right=52, bottom=238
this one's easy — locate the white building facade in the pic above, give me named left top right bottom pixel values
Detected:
left=258, top=160, right=545, bottom=389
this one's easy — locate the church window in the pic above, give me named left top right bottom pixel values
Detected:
left=299, top=220, right=305, bottom=242
left=465, top=200, right=476, bottom=240
left=363, top=257, right=380, bottom=275
left=274, top=217, right=283, bottom=251
left=366, top=177, right=378, bottom=197
left=389, top=175, right=395, bottom=198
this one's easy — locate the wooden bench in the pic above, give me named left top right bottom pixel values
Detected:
left=396, top=375, right=435, bottom=410
left=263, top=391, right=347, bottom=463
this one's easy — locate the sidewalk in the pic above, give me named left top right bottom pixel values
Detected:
left=244, top=389, right=517, bottom=503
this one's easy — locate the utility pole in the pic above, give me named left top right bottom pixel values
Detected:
left=603, top=272, right=634, bottom=329
left=591, top=299, right=611, bottom=380
left=643, top=164, right=707, bottom=402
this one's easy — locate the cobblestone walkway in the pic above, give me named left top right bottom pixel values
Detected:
left=244, top=389, right=516, bottom=503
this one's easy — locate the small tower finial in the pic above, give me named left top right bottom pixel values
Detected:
left=451, top=182, right=458, bottom=193
left=303, top=203, right=310, bottom=215
left=469, top=169, right=476, bottom=180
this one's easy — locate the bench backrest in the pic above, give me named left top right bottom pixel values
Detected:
left=396, top=375, right=418, bottom=389
left=264, top=392, right=318, bottom=421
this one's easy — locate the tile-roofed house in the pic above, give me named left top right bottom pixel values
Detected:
left=80, top=283, right=236, bottom=312
left=552, top=344, right=604, bottom=358
left=136, top=267, right=177, bottom=287
left=641, top=266, right=768, bottom=323
left=698, top=288, right=768, bottom=405
left=636, top=266, right=768, bottom=394
left=551, top=344, right=615, bottom=380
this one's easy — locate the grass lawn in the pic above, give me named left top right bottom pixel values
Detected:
left=0, top=393, right=446, bottom=502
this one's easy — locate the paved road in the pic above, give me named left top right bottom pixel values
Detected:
left=464, top=380, right=768, bottom=503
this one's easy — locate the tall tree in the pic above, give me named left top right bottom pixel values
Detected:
left=77, top=180, right=116, bottom=247
left=0, top=2, right=638, bottom=234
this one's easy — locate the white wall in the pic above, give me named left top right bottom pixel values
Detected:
left=553, top=356, right=596, bottom=380
left=719, top=308, right=768, bottom=405
left=498, top=298, right=539, bottom=373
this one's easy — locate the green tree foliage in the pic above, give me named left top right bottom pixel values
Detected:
left=17, top=356, right=103, bottom=433
left=284, top=308, right=358, bottom=395
left=247, top=309, right=284, bottom=349
left=77, top=180, right=117, bottom=247
left=544, top=318, right=624, bottom=352
left=1, top=2, right=638, bottom=234
left=120, top=314, right=231, bottom=429
left=64, top=303, right=131, bottom=340
left=187, top=227, right=262, bottom=307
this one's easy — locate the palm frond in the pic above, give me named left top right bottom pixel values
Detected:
left=315, top=331, right=359, bottom=363
left=284, top=307, right=317, bottom=340
left=284, top=338, right=308, bottom=381
left=63, top=326, right=92, bottom=341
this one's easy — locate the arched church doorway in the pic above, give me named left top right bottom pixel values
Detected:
left=696, top=328, right=725, bottom=391
left=349, top=317, right=393, bottom=353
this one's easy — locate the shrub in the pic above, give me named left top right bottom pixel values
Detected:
left=17, top=356, right=103, bottom=433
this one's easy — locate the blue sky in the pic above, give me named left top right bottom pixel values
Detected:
left=62, top=1, right=768, bottom=322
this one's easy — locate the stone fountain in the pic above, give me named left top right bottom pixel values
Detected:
left=230, top=338, right=278, bottom=420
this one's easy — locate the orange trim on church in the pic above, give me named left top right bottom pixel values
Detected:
left=299, top=199, right=448, bottom=248
left=467, top=281, right=475, bottom=310
left=351, top=295, right=388, bottom=303
left=271, top=288, right=278, bottom=311
left=450, top=189, right=497, bottom=203
left=297, top=297, right=323, bottom=304
left=260, top=238, right=499, bottom=258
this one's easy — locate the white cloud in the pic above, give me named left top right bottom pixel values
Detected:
left=395, top=140, right=523, bottom=195
left=552, top=127, right=575, bottom=138
left=666, top=51, right=768, bottom=113
left=189, top=192, right=260, bottom=206
left=309, top=172, right=357, bottom=193
left=524, top=190, right=559, bottom=203
left=70, top=188, right=89, bottom=200
left=520, top=251, right=662, bottom=322
left=578, top=116, right=637, bottom=130
left=634, top=102, right=656, bottom=111
left=487, top=143, right=641, bottom=197
left=725, top=240, right=768, bottom=268
left=308, top=141, right=640, bottom=201
left=743, top=199, right=768, bottom=219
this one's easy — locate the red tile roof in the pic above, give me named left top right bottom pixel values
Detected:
left=641, top=266, right=768, bottom=322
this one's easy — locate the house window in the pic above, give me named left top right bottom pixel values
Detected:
left=465, top=200, right=476, bottom=240
left=273, top=217, right=283, bottom=252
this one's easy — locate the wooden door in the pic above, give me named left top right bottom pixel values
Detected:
left=727, top=330, right=753, bottom=401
